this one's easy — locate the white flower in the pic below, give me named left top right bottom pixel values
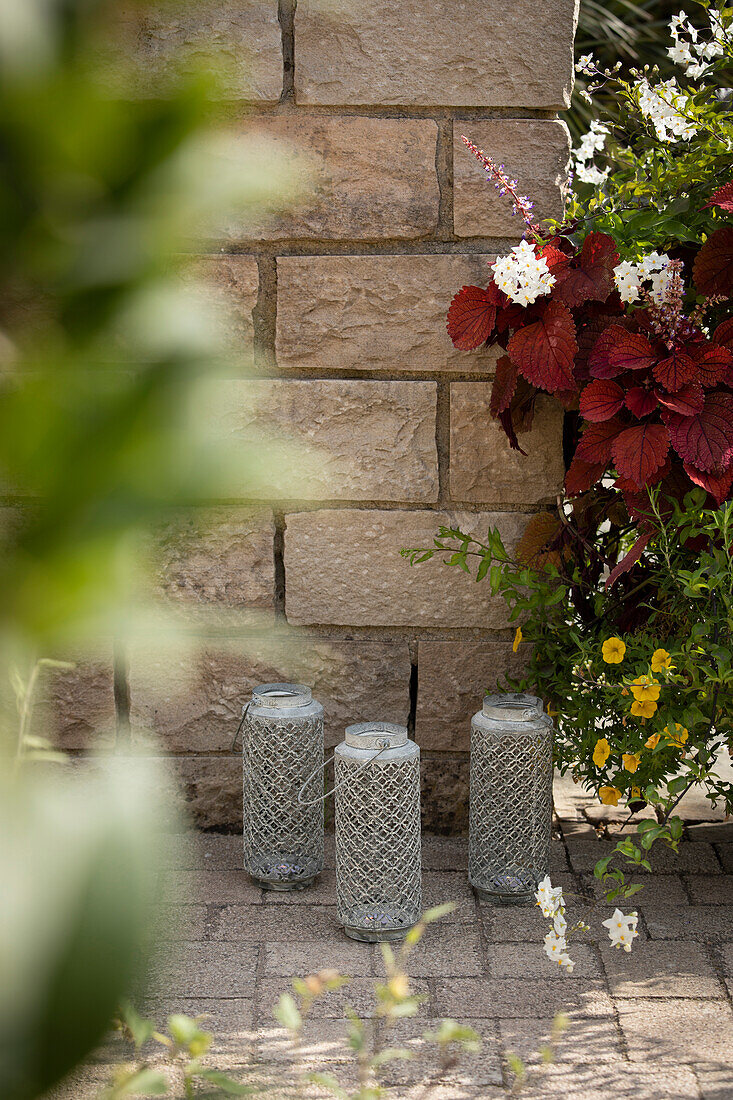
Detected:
left=575, top=163, right=610, bottom=186
left=636, top=78, right=697, bottom=142
left=553, top=910, right=568, bottom=937
left=558, top=952, right=575, bottom=973
left=576, top=54, right=596, bottom=75
left=613, top=260, right=641, bottom=303
left=602, top=909, right=640, bottom=952
left=614, top=252, right=672, bottom=305
left=543, top=929, right=567, bottom=960
left=535, top=875, right=564, bottom=918
left=492, top=240, right=555, bottom=307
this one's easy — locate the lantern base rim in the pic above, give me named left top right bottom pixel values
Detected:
left=250, top=873, right=319, bottom=892
left=470, top=882, right=534, bottom=906
left=342, top=923, right=415, bottom=943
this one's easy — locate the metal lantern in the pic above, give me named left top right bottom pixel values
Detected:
left=241, top=682, right=324, bottom=890
left=334, top=721, right=421, bottom=942
left=469, top=692, right=553, bottom=905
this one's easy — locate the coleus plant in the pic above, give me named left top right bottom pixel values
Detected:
left=447, top=145, right=733, bottom=575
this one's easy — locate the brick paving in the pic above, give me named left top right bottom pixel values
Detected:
left=54, top=810, right=733, bottom=1100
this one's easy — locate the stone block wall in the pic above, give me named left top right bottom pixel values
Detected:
left=48, top=0, right=577, bottom=832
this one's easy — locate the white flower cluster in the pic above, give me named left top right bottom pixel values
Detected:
left=668, top=9, right=728, bottom=79
left=602, top=908, right=639, bottom=952
left=575, top=54, right=596, bottom=76
left=572, top=120, right=610, bottom=186
left=535, top=876, right=574, bottom=973
left=613, top=251, right=673, bottom=304
left=492, top=240, right=555, bottom=307
left=636, top=78, right=697, bottom=142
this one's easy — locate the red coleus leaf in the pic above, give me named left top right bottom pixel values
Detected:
left=713, top=317, right=733, bottom=349
left=589, top=325, right=654, bottom=377
left=575, top=417, right=624, bottom=465
left=578, top=378, right=624, bottom=422
left=498, top=408, right=528, bottom=456
left=489, top=355, right=518, bottom=417
left=653, top=351, right=697, bottom=391
left=701, top=180, right=733, bottom=212
left=611, top=423, right=670, bottom=489
left=553, top=232, right=619, bottom=308
left=606, top=529, right=654, bottom=589
left=684, top=461, right=733, bottom=504
left=565, top=455, right=606, bottom=495
left=537, top=240, right=571, bottom=274
left=664, top=392, right=733, bottom=471
left=625, top=387, right=657, bottom=418
left=615, top=458, right=672, bottom=495
left=507, top=301, right=578, bottom=394
left=693, top=226, right=733, bottom=296
left=693, top=343, right=733, bottom=387
left=657, top=382, right=705, bottom=417
left=447, top=285, right=497, bottom=350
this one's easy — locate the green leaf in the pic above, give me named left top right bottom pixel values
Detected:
left=370, top=1048, right=413, bottom=1066
left=190, top=1069, right=261, bottom=1095
left=421, top=902, right=456, bottom=924
left=274, top=993, right=301, bottom=1031
left=116, top=1069, right=169, bottom=1096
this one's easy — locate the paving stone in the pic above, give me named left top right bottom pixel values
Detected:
left=284, top=508, right=530, bottom=628
left=117, top=0, right=283, bottom=101
left=451, top=389, right=564, bottom=505
left=616, top=998, right=733, bottom=1064
left=224, top=117, right=439, bottom=241
left=421, top=835, right=468, bottom=871
left=717, top=843, right=733, bottom=873
left=697, top=1064, right=733, bottom=1100
left=257, top=977, right=431, bottom=1019
left=686, top=874, right=733, bottom=905
left=567, top=838, right=721, bottom=875
left=435, top=978, right=613, bottom=1019
left=147, top=941, right=259, bottom=998
left=294, top=0, right=576, bottom=109
left=275, top=254, right=500, bottom=376
left=454, top=120, right=570, bottom=238
left=688, top=823, right=733, bottom=843
left=518, top=1062, right=700, bottom=1099
left=643, top=905, right=733, bottom=943
left=202, top=378, right=439, bottom=502
left=376, top=924, right=485, bottom=978
left=160, top=869, right=263, bottom=905
left=481, top=905, right=606, bottom=945
left=214, top=904, right=340, bottom=941
left=257, top=1018, right=361, bottom=1063
left=486, top=942, right=602, bottom=980
left=578, top=873, right=688, bottom=909
left=376, top=1016, right=502, bottom=1090
left=142, top=997, right=255, bottom=1064
left=263, top=940, right=374, bottom=977
left=262, top=867, right=338, bottom=906
left=719, top=942, right=733, bottom=976
left=498, top=1014, right=625, bottom=1065
left=422, top=871, right=476, bottom=923
left=601, top=941, right=724, bottom=998
left=158, top=832, right=244, bottom=870
left=147, top=904, right=209, bottom=941
left=414, top=638, right=529, bottom=751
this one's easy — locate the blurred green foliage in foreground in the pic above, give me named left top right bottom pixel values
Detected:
left=0, top=1, right=299, bottom=1095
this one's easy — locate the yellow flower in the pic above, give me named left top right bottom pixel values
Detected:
left=599, top=785, right=621, bottom=806
left=512, top=626, right=523, bottom=653
left=622, top=752, right=640, bottom=773
left=631, top=698, right=658, bottom=718
left=593, top=738, right=611, bottom=767
left=630, top=787, right=641, bottom=799
left=651, top=648, right=674, bottom=672
left=602, top=637, right=626, bottom=664
left=645, top=733, right=660, bottom=749
left=664, top=723, right=688, bottom=748
left=630, top=676, right=661, bottom=702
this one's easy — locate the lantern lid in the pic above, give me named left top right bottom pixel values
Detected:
left=482, top=692, right=544, bottom=722
left=344, top=721, right=408, bottom=749
left=251, top=683, right=313, bottom=708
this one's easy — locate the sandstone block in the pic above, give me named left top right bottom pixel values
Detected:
left=415, top=639, right=528, bottom=751
left=284, top=509, right=529, bottom=627
left=188, top=256, right=259, bottom=367
left=276, top=254, right=500, bottom=376
left=33, top=647, right=117, bottom=751
left=118, top=0, right=283, bottom=101
left=454, top=121, right=570, bottom=238
left=202, top=379, right=439, bottom=502
left=421, top=751, right=470, bottom=834
left=223, top=117, right=439, bottom=240
left=295, top=0, right=576, bottom=109
left=174, top=755, right=242, bottom=830
left=129, top=634, right=411, bottom=751
left=450, top=389, right=565, bottom=503
left=154, top=507, right=274, bottom=618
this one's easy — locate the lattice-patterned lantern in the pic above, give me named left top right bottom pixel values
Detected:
left=469, top=693, right=553, bottom=905
left=334, top=722, right=421, bottom=942
left=241, top=683, right=323, bottom=890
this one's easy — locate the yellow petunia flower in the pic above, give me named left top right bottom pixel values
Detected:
left=631, top=698, right=658, bottom=718
left=513, top=626, right=523, bottom=653
left=593, top=738, right=611, bottom=767
left=645, top=733, right=660, bottom=749
left=630, top=676, right=661, bottom=702
left=622, top=752, right=641, bottom=773
left=651, top=648, right=674, bottom=673
left=630, top=786, right=641, bottom=799
left=602, top=637, right=626, bottom=664
left=599, top=785, right=621, bottom=806
left=664, top=723, right=688, bottom=748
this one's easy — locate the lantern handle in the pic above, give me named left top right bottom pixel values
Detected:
left=231, top=703, right=250, bottom=752
left=297, top=743, right=389, bottom=806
